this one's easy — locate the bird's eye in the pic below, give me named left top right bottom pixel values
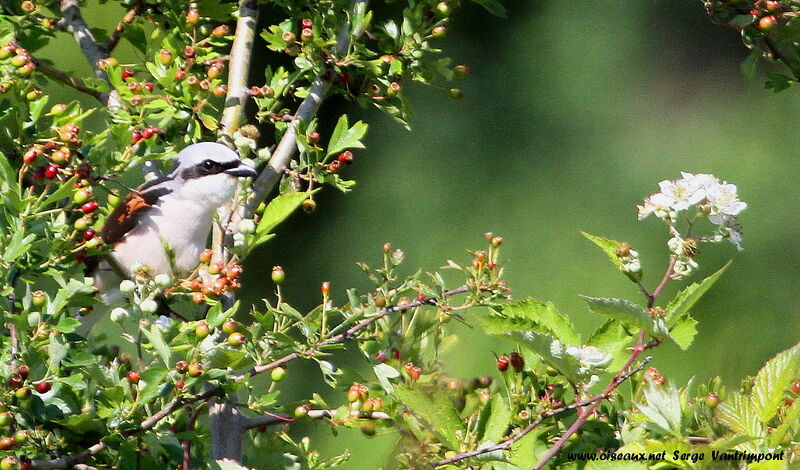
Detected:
left=202, top=159, right=215, bottom=170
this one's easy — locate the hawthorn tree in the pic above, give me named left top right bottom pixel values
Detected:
left=0, top=1, right=798, bottom=470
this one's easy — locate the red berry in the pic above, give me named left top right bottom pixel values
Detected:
left=765, top=0, right=781, bottom=12
left=143, top=82, right=154, bottom=92
left=35, top=381, right=51, bottom=393
left=184, top=46, right=196, bottom=58
left=337, top=151, right=354, bottom=164
left=0, top=437, right=15, bottom=451
left=192, top=292, right=205, bottom=304
left=81, top=201, right=98, bottom=214
left=127, top=370, right=140, bottom=384
left=792, top=380, right=800, bottom=394
left=7, top=374, right=23, bottom=389
left=23, top=148, right=38, bottom=164
left=301, top=18, right=313, bottom=29
left=131, top=130, right=142, bottom=143
left=141, top=127, right=155, bottom=139
left=225, top=265, right=242, bottom=279
left=497, top=355, right=510, bottom=372
left=44, top=164, right=59, bottom=179
left=308, top=131, right=320, bottom=144
left=83, top=229, right=96, bottom=240
left=759, top=15, right=778, bottom=30
left=321, top=281, right=331, bottom=296
left=339, top=72, right=350, bottom=84
left=16, top=365, right=29, bottom=380
left=174, top=69, right=186, bottom=81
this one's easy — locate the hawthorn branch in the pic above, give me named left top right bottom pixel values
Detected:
left=431, top=356, right=652, bottom=468
left=58, top=0, right=121, bottom=108
left=224, top=0, right=368, bottom=238
left=34, top=60, right=103, bottom=100
left=218, top=0, right=259, bottom=137
left=102, top=0, right=144, bottom=53
left=243, top=409, right=391, bottom=429
left=30, top=285, right=469, bottom=469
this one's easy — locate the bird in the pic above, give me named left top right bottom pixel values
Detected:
left=83, top=142, right=256, bottom=329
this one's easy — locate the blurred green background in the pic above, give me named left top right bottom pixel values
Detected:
left=41, top=0, right=800, bottom=467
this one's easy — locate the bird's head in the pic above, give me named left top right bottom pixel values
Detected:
left=167, top=142, right=257, bottom=205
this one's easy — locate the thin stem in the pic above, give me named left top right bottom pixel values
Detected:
left=102, top=0, right=143, bottom=53
left=31, top=284, right=469, bottom=469
left=218, top=0, right=259, bottom=138
left=58, top=0, right=120, bottom=107
left=431, top=357, right=652, bottom=468
left=649, top=257, right=676, bottom=307
left=243, top=409, right=391, bottom=430
left=224, top=0, right=369, bottom=240
left=34, top=60, right=103, bottom=101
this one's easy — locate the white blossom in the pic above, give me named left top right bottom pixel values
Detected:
left=566, top=345, right=612, bottom=372
left=154, top=315, right=172, bottom=331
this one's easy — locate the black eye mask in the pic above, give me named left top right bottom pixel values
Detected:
left=181, top=159, right=241, bottom=179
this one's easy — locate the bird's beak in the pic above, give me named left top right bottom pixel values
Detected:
left=225, top=162, right=257, bottom=178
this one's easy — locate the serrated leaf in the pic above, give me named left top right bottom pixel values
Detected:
left=509, top=430, right=544, bottom=469
left=586, top=319, right=634, bottom=370
left=41, top=176, right=78, bottom=208
left=634, top=383, right=683, bottom=436
left=666, top=262, right=730, bottom=324
left=751, top=343, right=800, bottom=424
left=505, top=330, right=581, bottom=382
left=582, top=296, right=667, bottom=338
left=769, top=397, right=800, bottom=447
left=48, top=332, right=68, bottom=370
left=483, top=394, right=513, bottom=443
left=716, top=393, right=765, bottom=438
left=138, top=367, right=168, bottom=404
left=394, top=385, right=465, bottom=449
left=326, top=115, right=367, bottom=157
left=669, top=314, right=698, bottom=350
left=484, top=299, right=580, bottom=345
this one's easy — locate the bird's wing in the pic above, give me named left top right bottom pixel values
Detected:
left=100, top=181, right=172, bottom=245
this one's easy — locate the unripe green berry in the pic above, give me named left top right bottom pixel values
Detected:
left=195, top=321, right=210, bottom=339
left=271, top=366, right=286, bottom=382
left=271, top=266, right=285, bottom=284
left=447, top=88, right=463, bottom=100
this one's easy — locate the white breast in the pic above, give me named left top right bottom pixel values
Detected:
left=109, top=197, right=217, bottom=278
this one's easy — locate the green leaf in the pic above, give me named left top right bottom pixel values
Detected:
left=142, top=325, right=172, bottom=367
left=668, top=314, right=698, bottom=350
left=581, top=231, right=641, bottom=282
left=666, top=262, right=730, bottom=323
left=0, top=153, right=18, bottom=193
left=716, top=393, right=765, bottom=438
left=205, top=301, right=239, bottom=329
left=505, top=330, right=581, bottom=382
left=586, top=319, right=634, bottom=370
left=468, top=0, right=507, bottom=17
left=634, top=383, right=683, bottom=436
left=482, top=394, right=512, bottom=443
left=138, top=366, right=168, bottom=404
left=326, top=115, right=368, bottom=157
left=483, top=299, right=580, bottom=345
left=769, top=397, right=800, bottom=447
left=394, top=385, right=466, bottom=449
left=751, top=343, right=800, bottom=424
left=48, top=332, right=68, bottom=370
left=52, top=316, right=81, bottom=334
left=373, top=363, right=400, bottom=394
left=509, top=430, right=544, bottom=469
left=47, top=278, right=95, bottom=316
left=256, top=191, right=315, bottom=236
left=41, top=176, right=78, bottom=208
left=581, top=296, right=667, bottom=338
left=765, top=73, right=793, bottom=93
